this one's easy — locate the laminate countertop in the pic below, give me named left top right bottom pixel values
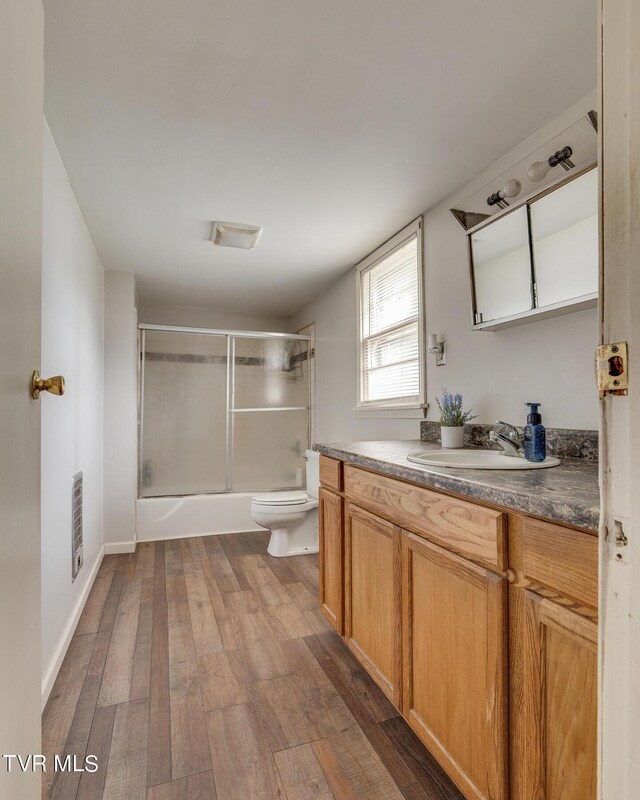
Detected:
left=313, top=440, right=600, bottom=532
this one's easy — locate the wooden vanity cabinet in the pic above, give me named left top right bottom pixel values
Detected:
left=344, top=502, right=402, bottom=707
left=318, top=456, right=599, bottom=800
left=509, top=517, right=598, bottom=800
left=402, top=532, right=508, bottom=800
left=318, top=486, right=344, bottom=633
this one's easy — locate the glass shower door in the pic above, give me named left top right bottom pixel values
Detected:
left=230, top=336, right=310, bottom=491
left=140, top=330, right=228, bottom=496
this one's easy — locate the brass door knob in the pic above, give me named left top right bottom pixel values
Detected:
left=31, top=370, right=65, bottom=399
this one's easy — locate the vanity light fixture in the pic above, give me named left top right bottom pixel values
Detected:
left=486, top=178, right=522, bottom=209
left=428, top=333, right=446, bottom=367
left=211, top=221, right=263, bottom=249
left=527, top=145, right=575, bottom=182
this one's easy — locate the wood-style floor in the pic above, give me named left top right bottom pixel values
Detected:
left=42, top=532, right=464, bottom=800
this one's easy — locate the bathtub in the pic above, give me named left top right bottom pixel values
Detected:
left=136, top=492, right=264, bottom=542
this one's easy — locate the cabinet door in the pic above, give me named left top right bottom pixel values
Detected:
left=319, top=487, right=344, bottom=633
left=510, top=589, right=597, bottom=800
left=345, top=503, right=402, bottom=707
left=402, top=532, right=508, bottom=800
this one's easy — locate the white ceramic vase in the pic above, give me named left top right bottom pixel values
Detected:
left=441, top=425, right=465, bottom=449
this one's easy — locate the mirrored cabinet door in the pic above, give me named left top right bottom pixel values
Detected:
left=470, top=206, right=533, bottom=323
left=529, top=167, right=598, bottom=308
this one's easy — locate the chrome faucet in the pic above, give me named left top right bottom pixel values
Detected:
left=489, top=420, right=525, bottom=457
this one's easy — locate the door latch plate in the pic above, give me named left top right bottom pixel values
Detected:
left=596, top=341, right=628, bottom=397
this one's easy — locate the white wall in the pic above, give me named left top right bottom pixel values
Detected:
left=104, top=271, right=138, bottom=549
left=292, top=93, right=599, bottom=442
left=40, top=125, right=105, bottom=702
left=139, top=302, right=290, bottom=332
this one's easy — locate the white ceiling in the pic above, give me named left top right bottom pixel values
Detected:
left=43, top=0, right=596, bottom=316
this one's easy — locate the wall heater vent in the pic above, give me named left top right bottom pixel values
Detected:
left=72, top=472, right=84, bottom=582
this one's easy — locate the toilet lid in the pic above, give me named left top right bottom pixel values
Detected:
left=252, top=491, right=308, bottom=506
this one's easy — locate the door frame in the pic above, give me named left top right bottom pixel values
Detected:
left=599, top=0, right=640, bottom=797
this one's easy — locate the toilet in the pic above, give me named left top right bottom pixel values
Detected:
left=251, top=449, right=319, bottom=557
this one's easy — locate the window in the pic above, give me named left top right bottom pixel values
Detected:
left=357, top=219, right=424, bottom=408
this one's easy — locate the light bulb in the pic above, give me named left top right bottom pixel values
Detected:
left=528, top=160, right=552, bottom=182
left=500, top=178, right=522, bottom=199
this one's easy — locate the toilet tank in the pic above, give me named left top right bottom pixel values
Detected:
left=305, top=449, right=320, bottom=498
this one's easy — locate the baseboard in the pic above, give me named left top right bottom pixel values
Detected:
left=41, top=544, right=104, bottom=710
left=104, top=539, right=137, bottom=554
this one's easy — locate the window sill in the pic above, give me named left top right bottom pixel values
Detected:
left=352, top=405, right=427, bottom=419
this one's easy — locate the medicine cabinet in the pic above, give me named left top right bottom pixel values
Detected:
left=468, top=164, right=598, bottom=330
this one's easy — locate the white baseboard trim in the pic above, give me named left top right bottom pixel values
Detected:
left=104, top=539, right=137, bottom=554
left=41, top=544, right=105, bottom=710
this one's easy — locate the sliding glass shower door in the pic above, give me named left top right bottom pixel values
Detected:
left=139, top=327, right=310, bottom=497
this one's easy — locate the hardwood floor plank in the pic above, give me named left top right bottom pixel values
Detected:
left=266, top=599, right=327, bottom=641
left=134, top=541, right=156, bottom=580
left=167, top=599, right=197, bottom=665
left=263, top=553, right=299, bottom=585
left=206, top=703, right=286, bottom=800
left=76, top=571, right=115, bottom=635
left=239, top=553, right=292, bottom=607
left=325, top=726, right=406, bottom=800
left=274, top=742, right=335, bottom=800
left=99, top=568, right=125, bottom=632
left=184, top=562, right=224, bottom=657
left=285, top=581, right=320, bottom=609
left=76, top=704, right=117, bottom=799
left=118, top=552, right=137, bottom=581
left=241, top=636, right=294, bottom=683
left=165, top=539, right=184, bottom=577
left=148, top=540, right=172, bottom=788
left=42, top=633, right=97, bottom=800
left=225, top=590, right=279, bottom=646
left=131, top=576, right=155, bottom=700
left=166, top=573, right=187, bottom=604
left=200, top=556, right=237, bottom=652
left=379, top=717, right=466, bottom=800
left=203, top=536, right=242, bottom=594
left=251, top=673, right=322, bottom=752
left=180, top=539, right=196, bottom=575
left=312, top=738, right=359, bottom=800
left=169, top=661, right=212, bottom=780
left=287, top=553, right=319, bottom=595
left=304, top=632, right=398, bottom=724
left=146, top=770, right=218, bottom=800
left=97, top=577, right=143, bottom=706
left=102, top=698, right=149, bottom=800
left=281, top=639, right=332, bottom=690
left=188, top=536, right=209, bottom=562
left=50, top=629, right=113, bottom=800
left=199, top=651, right=249, bottom=711
left=216, top=536, right=252, bottom=590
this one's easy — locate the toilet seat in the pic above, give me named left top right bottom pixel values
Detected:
left=252, top=490, right=309, bottom=506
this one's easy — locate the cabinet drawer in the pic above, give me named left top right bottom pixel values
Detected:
left=319, top=455, right=343, bottom=492
left=344, top=465, right=506, bottom=572
left=519, top=518, right=598, bottom=611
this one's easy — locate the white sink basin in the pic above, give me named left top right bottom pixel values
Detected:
left=406, top=449, right=561, bottom=470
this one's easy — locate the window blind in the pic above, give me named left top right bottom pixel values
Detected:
left=359, top=233, right=421, bottom=404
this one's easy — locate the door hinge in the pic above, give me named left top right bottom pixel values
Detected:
left=596, top=341, right=628, bottom=397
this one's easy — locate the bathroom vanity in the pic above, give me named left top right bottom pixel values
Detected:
left=314, top=441, right=599, bottom=800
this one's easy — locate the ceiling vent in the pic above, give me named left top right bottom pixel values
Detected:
left=211, top=221, right=263, bottom=249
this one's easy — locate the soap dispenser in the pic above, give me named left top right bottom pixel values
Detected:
left=524, top=402, right=546, bottom=462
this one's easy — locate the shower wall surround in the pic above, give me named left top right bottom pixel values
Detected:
left=139, top=327, right=311, bottom=497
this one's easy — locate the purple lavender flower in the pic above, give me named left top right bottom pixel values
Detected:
left=436, top=389, right=477, bottom=427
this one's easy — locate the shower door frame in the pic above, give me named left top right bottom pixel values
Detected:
left=138, top=323, right=312, bottom=498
